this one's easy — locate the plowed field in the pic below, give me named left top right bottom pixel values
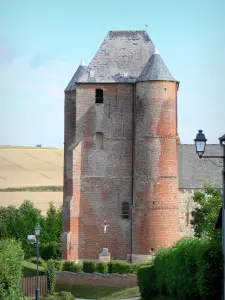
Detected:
left=0, top=146, right=64, bottom=214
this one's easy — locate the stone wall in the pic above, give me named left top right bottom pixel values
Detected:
left=62, top=84, right=134, bottom=261
left=56, top=271, right=137, bottom=288
left=178, top=189, right=199, bottom=238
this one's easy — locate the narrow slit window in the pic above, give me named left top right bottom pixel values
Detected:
left=95, top=89, right=104, bottom=104
left=96, top=132, right=103, bottom=149
left=122, top=202, right=130, bottom=219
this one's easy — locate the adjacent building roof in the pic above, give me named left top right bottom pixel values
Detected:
left=178, top=144, right=223, bottom=189
left=73, top=30, right=155, bottom=85
left=136, top=48, right=176, bottom=82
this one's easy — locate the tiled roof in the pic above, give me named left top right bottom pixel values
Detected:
left=65, top=60, right=87, bottom=92
left=136, top=49, right=176, bottom=82
left=76, top=30, right=155, bottom=83
left=178, top=144, right=223, bottom=189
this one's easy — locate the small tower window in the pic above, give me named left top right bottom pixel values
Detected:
left=96, top=132, right=103, bottom=149
left=122, top=202, right=130, bottom=219
left=95, top=89, right=104, bottom=104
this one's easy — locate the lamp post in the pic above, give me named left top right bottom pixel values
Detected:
left=194, top=130, right=225, bottom=300
left=35, top=224, right=41, bottom=300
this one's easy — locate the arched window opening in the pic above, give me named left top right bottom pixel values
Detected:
left=96, top=132, right=103, bottom=149
left=122, top=202, right=130, bottom=219
left=95, top=89, right=104, bottom=104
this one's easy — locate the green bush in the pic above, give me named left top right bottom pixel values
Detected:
left=153, top=235, right=222, bottom=300
left=154, top=248, right=170, bottom=296
left=46, top=260, right=57, bottom=295
left=0, top=239, right=24, bottom=300
left=40, top=242, right=61, bottom=260
left=47, top=259, right=62, bottom=272
left=107, top=260, right=134, bottom=274
left=137, top=265, right=158, bottom=300
left=196, top=234, right=222, bottom=300
left=94, top=262, right=108, bottom=273
left=41, top=291, right=74, bottom=300
left=83, top=261, right=96, bottom=273
left=28, top=257, right=47, bottom=268
left=62, top=261, right=82, bottom=272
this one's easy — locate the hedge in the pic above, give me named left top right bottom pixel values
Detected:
left=83, top=261, right=96, bottom=273
left=62, top=261, right=82, bottom=273
left=62, top=259, right=151, bottom=275
left=0, top=239, right=24, bottom=299
left=138, top=236, right=223, bottom=300
left=137, top=265, right=158, bottom=300
left=94, top=262, right=108, bottom=273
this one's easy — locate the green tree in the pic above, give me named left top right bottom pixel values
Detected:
left=40, top=202, right=62, bottom=260
left=190, top=183, right=222, bottom=238
left=17, top=200, right=45, bottom=258
left=0, top=239, right=24, bottom=299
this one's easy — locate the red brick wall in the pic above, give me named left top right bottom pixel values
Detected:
left=56, top=272, right=137, bottom=288
left=133, top=81, right=179, bottom=255
left=62, top=84, right=134, bottom=260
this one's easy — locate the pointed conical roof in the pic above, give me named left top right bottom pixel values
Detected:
left=65, top=60, right=87, bottom=92
left=136, top=48, right=176, bottom=82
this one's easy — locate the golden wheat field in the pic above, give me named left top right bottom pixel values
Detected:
left=0, top=146, right=64, bottom=214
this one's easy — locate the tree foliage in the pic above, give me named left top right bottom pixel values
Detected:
left=0, top=239, right=24, bottom=300
left=190, top=183, right=222, bottom=238
left=0, top=200, right=62, bottom=260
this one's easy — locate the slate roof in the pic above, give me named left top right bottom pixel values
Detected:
left=65, top=60, right=87, bottom=92
left=76, top=30, right=155, bottom=84
left=137, top=49, right=176, bottom=82
left=178, top=144, right=223, bottom=189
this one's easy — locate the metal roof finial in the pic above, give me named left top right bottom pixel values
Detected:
left=80, top=60, right=86, bottom=66
left=154, top=47, right=160, bottom=55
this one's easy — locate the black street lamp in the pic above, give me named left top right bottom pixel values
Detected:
left=194, top=130, right=225, bottom=300
left=27, top=224, right=41, bottom=300
left=35, top=224, right=41, bottom=300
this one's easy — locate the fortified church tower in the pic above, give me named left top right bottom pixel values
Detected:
left=62, top=30, right=180, bottom=262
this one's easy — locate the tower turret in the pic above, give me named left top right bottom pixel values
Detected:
left=132, top=48, right=179, bottom=262
left=62, top=60, right=87, bottom=260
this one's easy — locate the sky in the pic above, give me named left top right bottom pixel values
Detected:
left=0, top=0, right=224, bottom=148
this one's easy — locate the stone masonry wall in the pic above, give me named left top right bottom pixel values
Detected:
left=62, top=91, right=77, bottom=260
left=63, top=84, right=134, bottom=261
left=56, top=272, right=137, bottom=288
left=132, top=81, right=180, bottom=257
left=178, top=189, right=199, bottom=238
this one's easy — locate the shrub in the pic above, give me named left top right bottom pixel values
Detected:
left=154, top=248, right=171, bottom=296
left=137, top=265, right=158, bottom=300
left=41, top=291, right=74, bottom=300
left=94, top=262, right=108, bottom=273
left=107, top=260, right=134, bottom=274
left=28, top=257, right=47, bottom=268
left=196, top=234, right=222, bottom=300
left=47, top=259, right=62, bottom=272
left=40, top=242, right=61, bottom=260
left=46, top=260, right=57, bottom=295
left=62, top=261, right=82, bottom=272
left=57, top=291, right=74, bottom=300
left=0, top=239, right=24, bottom=299
left=83, top=261, right=96, bottom=273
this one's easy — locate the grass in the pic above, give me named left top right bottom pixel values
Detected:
left=55, top=284, right=140, bottom=299
left=22, top=260, right=46, bottom=277
left=0, top=185, right=63, bottom=192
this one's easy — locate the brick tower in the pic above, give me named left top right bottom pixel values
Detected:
left=132, top=48, right=180, bottom=261
left=62, top=31, right=179, bottom=262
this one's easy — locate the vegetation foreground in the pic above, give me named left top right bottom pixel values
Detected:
left=0, top=184, right=222, bottom=299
